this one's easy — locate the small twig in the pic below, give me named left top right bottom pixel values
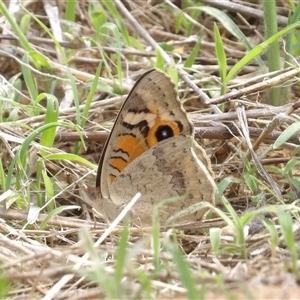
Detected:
left=209, top=68, right=300, bottom=105
left=284, top=98, right=300, bottom=115
left=250, top=118, right=280, bottom=156
left=236, top=103, right=283, bottom=199
left=53, top=125, right=300, bottom=145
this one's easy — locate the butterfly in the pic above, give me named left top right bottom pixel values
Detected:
left=82, top=69, right=215, bottom=226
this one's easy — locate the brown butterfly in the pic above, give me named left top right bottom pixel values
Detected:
left=82, top=69, right=215, bottom=226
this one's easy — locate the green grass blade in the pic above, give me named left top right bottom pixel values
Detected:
left=277, top=209, right=298, bottom=274
left=80, top=63, right=101, bottom=129
left=0, top=2, right=32, bottom=52
left=6, top=122, right=72, bottom=188
left=79, top=228, right=117, bottom=298
left=20, top=14, right=31, bottom=34
left=166, top=242, right=198, bottom=299
left=152, top=217, right=161, bottom=271
left=44, top=153, right=97, bottom=170
left=6, top=151, right=20, bottom=190
left=22, top=54, right=39, bottom=103
left=263, top=218, right=279, bottom=249
left=210, top=227, right=221, bottom=257
left=101, top=0, right=131, bottom=46
left=243, top=173, right=258, bottom=193
left=220, top=196, right=247, bottom=258
left=114, top=225, right=129, bottom=291
left=214, top=23, right=227, bottom=95
left=73, top=63, right=102, bottom=154
left=0, top=159, right=6, bottom=192
left=88, top=1, right=107, bottom=31
left=167, top=66, right=179, bottom=89
left=155, top=48, right=164, bottom=70
left=0, top=269, right=9, bottom=298
left=39, top=205, right=79, bottom=230
left=135, top=269, right=152, bottom=299
left=18, top=123, right=62, bottom=168
left=263, top=0, right=281, bottom=74
left=226, top=21, right=300, bottom=83
left=42, top=170, right=55, bottom=211
left=65, top=0, right=76, bottom=22
left=184, top=39, right=202, bottom=68
left=99, top=22, right=123, bottom=93
left=22, top=6, right=67, bottom=63
left=36, top=93, right=59, bottom=149
left=283, top=158, right=300, bottom=175
left=273, top=121, right=300, bottom=149
left=263, top=0, right=281, bottom=105
left=217, top=177, right=241, bottom=196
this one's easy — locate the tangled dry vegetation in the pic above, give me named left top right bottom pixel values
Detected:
left=1, top=0, right=300, bottom=299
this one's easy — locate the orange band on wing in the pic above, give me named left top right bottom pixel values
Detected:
left=115, top=135, right=147, bottom=161
left=109, top=174, right=116, bottom=184
left=109, top=135, right=147, bottom=183
left=109, top=157, right=128, bottom=173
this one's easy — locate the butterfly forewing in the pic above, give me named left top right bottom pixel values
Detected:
left=97, top=69, right=193, bottom=198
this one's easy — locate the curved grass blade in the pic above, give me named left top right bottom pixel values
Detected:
left=6, top=122, right=72, bottom=188
left=38, top=205, right=79, bottom=230
left=226, top=21, right=300, bottom=83
left=273, top=121, right=300, bottom=149
left=44, top=153, right=97, bottom=170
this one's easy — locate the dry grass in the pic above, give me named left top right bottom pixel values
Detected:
left=0, top=0, right=300, bottom=299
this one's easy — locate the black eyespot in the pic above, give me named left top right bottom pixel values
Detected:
left=155, top=125, right=174, bottom=141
